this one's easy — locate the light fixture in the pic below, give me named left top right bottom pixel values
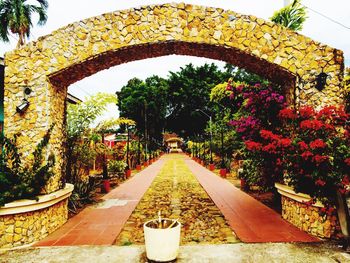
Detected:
left=24, top=87, right=32, bottom=96
left=16, top=87, right=32, bottom=114
left=315, top=72, right=328, bottom=91
left=16, top=99, right=30, bottom=114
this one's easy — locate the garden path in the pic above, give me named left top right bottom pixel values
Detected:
left=34, top=154, right=318, bottom=247
left=115, top=154, right=238, bottom=245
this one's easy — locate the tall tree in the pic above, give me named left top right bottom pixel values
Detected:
left=166, top=63, right=230, bottom=138
left=0, top=0, right=48, bottom=47
left=117, top=76, right=168, bottom=146
left=270, top=0, right=307, bottom=31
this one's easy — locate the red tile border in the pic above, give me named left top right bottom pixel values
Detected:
left=185, top=158, right=319, bottom=243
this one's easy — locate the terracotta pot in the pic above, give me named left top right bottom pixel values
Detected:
left=209, top=164, right=215, bottom=171
left=144, top=161, right=149, bottom=167
left=240, top=179, right=247, bottom=190
left=102, top=179, right=110, bottom=193
left=219, top=168, right=227, bottom=178
left=126, top=169, right=131, bottom=178
left=136, top=164, right=142, bottom=171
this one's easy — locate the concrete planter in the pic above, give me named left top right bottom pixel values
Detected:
left=144, top=219, right=181, bottom=262
left=0, top=184, right=74, bottom=249
left=275, top=183, right=339, bottom=238
left=275, top=183, right=324, bottom=207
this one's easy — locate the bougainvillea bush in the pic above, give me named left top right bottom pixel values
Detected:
left=228, top=81, right=350, bottom=207
left=277, top=105, right=349, bottom=206
left=227, top=81, right=287, bottom=189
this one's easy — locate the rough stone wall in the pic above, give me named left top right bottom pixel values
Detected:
left=0, top=199, right=68, bottom=249
left=281, top=196, right=340, bottom=238
left=3, top=3, right=344, bottom=191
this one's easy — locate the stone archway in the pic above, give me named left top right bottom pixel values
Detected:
left=3, top=2, right=345, bottom=192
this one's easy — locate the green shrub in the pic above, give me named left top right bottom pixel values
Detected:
left=108, top=160, right=127, bottom=178
left=0, top=127, right=55, bottom=206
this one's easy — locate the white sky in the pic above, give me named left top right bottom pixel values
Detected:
left=1, top=0, right=350, bottom=120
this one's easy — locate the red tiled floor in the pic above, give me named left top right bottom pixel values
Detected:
left=185, top=157, right=319, bottom=243
left=34, top=159, right=165, bottom=247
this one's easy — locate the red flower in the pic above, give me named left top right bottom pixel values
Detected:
left=345, top=158, right=350, bottom=166
left=316, top=106, right=337, bottom=119
left=279, top=108, right=297, bottom=120
left=260, top=130, right=280, bottom=140
left=276, top=158, right=282, bottom=166
left=245, top=140, right=262, bottom=151
left=309, top=139, right=327, bottom=149
left=226, top=80, right=233, bottom=91
left=298, top=141, right=308, bottom=151
left=262, top=143, right=277, bottom=153
left=299, top=106, right=315, bottom=119
left=315, top=179, right=326, bottom=186
left=300, top=120, right=324, bottom=130
left=301, top=151, right=313, bottom=160
left=278, top=138, right=292, bottom=148
left=313, top=155, right=329, bottom=165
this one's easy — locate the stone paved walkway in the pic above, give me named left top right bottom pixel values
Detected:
left=115, top=154, right=238, bottom=245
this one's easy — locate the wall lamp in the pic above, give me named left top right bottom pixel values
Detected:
left=16, top=87, right=32, bottom=114
left=315, top=72, right=328, bottom=91
left=16, top=99, right=30, bottom=113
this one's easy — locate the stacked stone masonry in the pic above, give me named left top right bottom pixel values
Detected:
left=281, top=196, right=340, bottom=239
left=4, top=2, right=344, bottom=192
left=0, top=199, right=68, bottom=249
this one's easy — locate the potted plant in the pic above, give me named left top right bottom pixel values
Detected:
left=144, top=213, right=181, bottom=262
left=108, top=160, right=127, bottom=181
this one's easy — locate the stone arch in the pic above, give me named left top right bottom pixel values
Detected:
left=3, top=2, right=344, bottom=192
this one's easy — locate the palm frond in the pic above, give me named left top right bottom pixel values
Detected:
left=270, top=0, right=307, bottom=31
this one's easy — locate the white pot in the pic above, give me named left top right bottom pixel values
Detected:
left=144, top=219, right=181, bottom=262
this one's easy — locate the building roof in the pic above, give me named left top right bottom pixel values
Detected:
left=67, top=93, right=82, bottom=104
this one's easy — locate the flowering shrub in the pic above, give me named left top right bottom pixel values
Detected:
left=243, top=105, right=350, bottom=206
left=227, top=81, right=286, bottom=189
left=227, top=80, right=350, bottom=207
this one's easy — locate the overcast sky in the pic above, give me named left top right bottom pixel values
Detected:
left=1, top=0, right=349, bottom=120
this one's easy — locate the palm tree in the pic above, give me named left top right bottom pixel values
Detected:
left=0, top=0, right=48, bottom=47
left=270, top=0, right=307, bottom=31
